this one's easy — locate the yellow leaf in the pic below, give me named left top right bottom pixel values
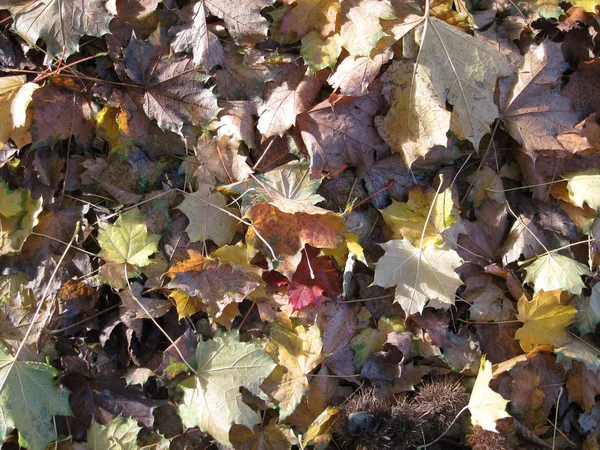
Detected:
left=468, top=357, right=510, bottom=432
left=381, top=185, right=457, bottom=242
left=0, top=76, right=38, bottom=149
left=565, top=168, right=600, bottom=212
left=515, top=290, right=577, bottom=352
left=169, top=290, right=203, bottom=320
left=262, top=322, right=325, bottom=419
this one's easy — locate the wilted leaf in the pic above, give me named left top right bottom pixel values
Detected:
left=300, top=31, right=342, bottom=71
left=468, top=357, right=510, bottom=432
left=522, top=253, right=589, bottom=295
left=374, top=238, right=463, bottom=315
left=515, top=290, right=577, bottom=351
left=177, top=330, right=276, bottom=445
left=262, top=322, right=325, bottom=419
left=86, top=415, right=141, bottom=450
left=566, top=362, right=600, bottom=411
left=10, top=0, right=112, bottom=58
left=297, top=94, right=389, bottom=178
left=301, top=406, right=339, bottom=450
left=0, top=343, right=72, bottom=450
left=289, top=247, right=340, bottom=310
left=177, top=184, right=238, bottom=246
left=279, top=0, right=340, bottom=39
left=97, top=208, right=161, bottom=268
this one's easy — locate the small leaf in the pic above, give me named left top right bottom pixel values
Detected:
left=468, top=357, right=510, bottom=432
left=515, top=290, right=577, bottom=352
left=565, top=169, right=600, bottom=212
left=97, top=208, right=160, bottom=267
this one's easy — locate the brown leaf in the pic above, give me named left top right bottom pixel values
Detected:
left=297, top=93, right=389, bottom=178
left=566, top=361, right=600, bottom=411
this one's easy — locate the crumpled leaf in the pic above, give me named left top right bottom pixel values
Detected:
left=515, top=290, right=577, bottom=352
left=123, top=37, right=219, bottom=135
left=0, top=343, right=72, bottom=450
left=566, top=362, right=600, bottom=411
left=297, top=93, right=389, bottom=178
left=177, top=330, right=276, bottom=445
left=0, top=180, right=42, bottom=256
left=177, top=184, right=238, bottom=246
left=85, top=415, right=141, bottom=450
left=564, top=168, right=600, bottom=211
left=301, top=406, right=339, bottom=450
left=245, top=202, right=346, bottom=278
left=10, top=0, right=112, bottom=58
left=500, top=41, right=579, bottom=152
left=98, top=208, right=160, bottom=268
left=221, top=159, right=326, bottom=215
left=522, top=253, right=589, bottom=295
left=374, top=238, right=463, bottom=315
left=468, top=357, right=511, bottom=432
left=262, top=322, right=325, bottom=419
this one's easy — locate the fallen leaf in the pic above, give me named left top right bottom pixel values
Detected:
left=0, top=180, right=43, bottom=256
left=85, top=415, right=141, bottom=450
left=468, top=357, right=511, bottom=432
left=374, top=238, right=463, bottom=315
left=522, top=253, right=589, bottom=295
left=328, top=50, right=392, bottom=96
left=515, top=290, right=577, bottom=351
left=564, top=168, right=600, bottom=211
left=576, top=283, right=600, bottom=335
left=230, top=420, right=296, bottom=450
left=177, top=330, right=276, bottom=445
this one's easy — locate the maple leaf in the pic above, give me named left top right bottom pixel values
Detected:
left=374, top=238, right=463, bottom=315
left=566, top=362, right=600, bottom=411
left=177, top=184, right=239, bottom=247
left=31, top=81, right=95, bottom=149
left=0, top=180, right=42, bottom=256
left=338, top=0, right=396, bottom=56
left=279, top=0, right=340, bottom=39
left=301, top=406, right=339, bottom=449
left=515, top=290, right=577, bottom=352
left=244, top=202, right=347, bottom=278
left=97, top=208, right=160, bottom=268
left=378, top=11, right=512, bottom=165
left=500, top=41, right=579, bottom=152
left=123, top=37, right=219, bottom=135
left=468, top=357, right=510, bottom=432
left=230, top=420, right=297, bottom=449
left=177, top=330, right=276, bottom=445
left=0, top=343, right=72, bottom=450
left=296, top=93, right=389, bottom=178
left=166, top=249, right=260, bottom=316
left=262, top=322, right=325, bottom=419
left=86, top=415, right=141, bottom=450
left=204, top=0, right=274, bottom=45
left=576, top=283, right=600, bottom=336
left=170, top=1, right=224, bottom=70
left=328, top=50, right=392, bottom=96
left=221, top=159, right=326, bottom=215
left=0, top=76, right=37, bottom=149
left=301, top=32, right=342, bottom=71
left=10, top=0, right=112, bottom=58
left=381, top=185, right=457, bottom=243
left=257, top=63, right=324, bottom=139
left=564, top=169, right=600, bottom=211
left=522, top=253, right=589, bottom=295
left=289, top=247, right=340, bottom=310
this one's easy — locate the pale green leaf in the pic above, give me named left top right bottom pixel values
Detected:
left=97, top=208, right=160, bottom=267
left=373, top=238, right=463, bottom=315
left=468, top=357, right=510, bottom=432
left=0, top=344, right=71, bottom=450
left=177, top=330, right=276, bottom=445
left=522, top=253, right=589, bottom=295
left=11, top=0, right=112, bottom=59
left=565, top=169, right=600, bottom=212
left=577, top=284, right=600, bottom=336
left=86, top=416, right=141, bottom=450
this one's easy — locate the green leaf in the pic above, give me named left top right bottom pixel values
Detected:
left=577, top=284, right=600, bottom=336
left=0, top=344, right=71, bottom=449
left=97, top=208, right=160, bottom=267
left=565, top=169, right=600, bottom=212
left=177, top=330, right=276, bottom=445
left=11, top=0, right=112, bottom=59
left=0, top=180, right=43, bottom=256
left=86, top=416, right=142, bottom=450
left=522, top=253, right=589, bottom=296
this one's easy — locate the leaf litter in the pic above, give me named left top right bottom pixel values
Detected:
left=1, top=0, right=600, bottom=449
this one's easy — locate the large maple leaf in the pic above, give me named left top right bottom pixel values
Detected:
left=0, top=344, right=72, bottom=450
left=10, top=0, right=112, bottom=59
left=373, top=238, right=463, bottom=315
left=177, top=330, right=276, bottom=445
left=522, top=253, right=589, bottom=295
left=296, top=93, right=389, bottom=178
left=123, top=37, right=219, bottom=136
left=245, top=202, right=346, bottom=278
